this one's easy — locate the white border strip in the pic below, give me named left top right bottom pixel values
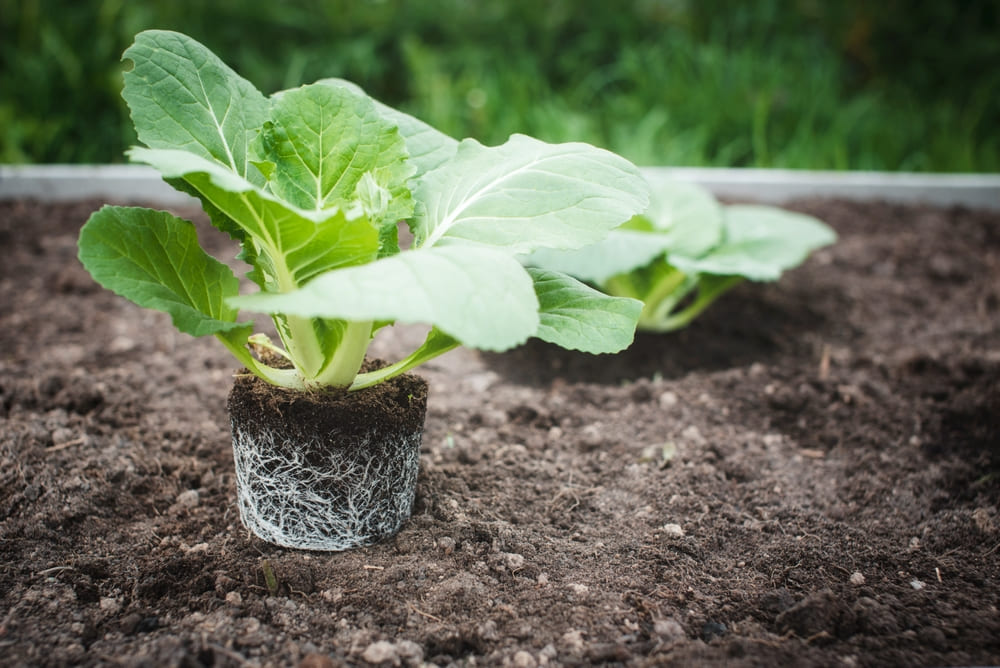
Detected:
left=645, top=167, right=1000, bottom=211
left=0, top=165, right=198, bottom=206
left=1, top=164, right=999, bottom=211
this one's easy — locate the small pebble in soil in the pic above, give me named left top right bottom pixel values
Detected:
left=99, top=597, right=121, bottom=615
left=560, top=630, right=585, bottom=654
left=501, top=552, right=525, bottom=571
left=658, top=391, right=678, bottom=408
left=133, top=616, right=159, bottom=634
left=477, top=620, right=500, bottom=641
left=661, top=523, right=685, bottom=538
left=512, top=650, right=537, bottom=668
left=701, top=621, right=727, bottom=641
left=681, top=425, right=705, bottom=445
left=299, top=653, right=338, bottom=668
left=850, top=572, right=866, bottom=586
left=360, top=640, right=398, bottom=665
left=395, top=640, right=423, bottom=666
left=652, top=618, right=686, bottom=642
left=225, top=591, right=243, bottom=606
left=910, top=579, right=926, bottom=590
left=174, top=489, right=200, bottom=508
left=50, top=427, right=76, bottom=445
left=437, top=536, right=456, bottom=554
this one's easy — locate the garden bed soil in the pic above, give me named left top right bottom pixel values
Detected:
left=1, top=197, right=998, bottom=667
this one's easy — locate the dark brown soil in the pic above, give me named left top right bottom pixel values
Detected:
left=1, top=196, right=999, bottom=667
left=227, top=364, right=428, bottom=454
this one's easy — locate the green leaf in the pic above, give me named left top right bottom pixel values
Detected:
left=314, top=78, right=459, bottom=179
left=670, top=205, right=837, bottom=281
left=525, top=229, right=673, bottom=284
left=77, top=206, right=250, bottom=339
left=527, top=268, right=642, bottom=354
left=122, top=30, right=268, bottom=182
left=232, top=246, right=539, bottom=352
left=412, top=134, right=650, bottom=253
left=261, top=83, right=414, bottom=225
left=640, top=176, right=724, bottom=258
left=128, top=147, right=380, bottom=288
left=525, top=177, right=723, bottom=283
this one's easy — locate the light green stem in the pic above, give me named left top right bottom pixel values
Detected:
left=313, top=320, right=374, bottom=388
left=350, top=328, right=460, bottom=391
left=281, top=314, right=327, bottom=378
left=216, top=330, right=308, bottom=390
left=639, top=268, right=691, bottom=324
left=641, top=276, right=743, bottom=332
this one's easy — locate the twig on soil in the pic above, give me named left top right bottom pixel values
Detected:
left=818, top=344, right=831, bottom=380
left=804, top=630, right=832, bottom=645
left=409, top=604, right=443, bottom=623
left=36, top=566, right=76, bottom=576
left=829, top=564, right=853, bottom=578
left=547, top=471, right=599, bottom=513
left=363, top=564, right=385, bottom=571
left=46, top=436, right=86, bottom=452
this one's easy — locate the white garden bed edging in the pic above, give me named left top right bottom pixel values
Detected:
left=1, top=164, right=998, bottom=211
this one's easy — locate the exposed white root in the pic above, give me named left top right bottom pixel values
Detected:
left=231, top=423, right=421, bottom=551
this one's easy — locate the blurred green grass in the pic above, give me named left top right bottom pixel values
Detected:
left=2, top=0, right=997, bottom=171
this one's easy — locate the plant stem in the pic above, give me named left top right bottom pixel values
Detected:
left=216, top=330, right=307, bottom=390
left=350, top=328, right=460, bottom=391
left=639, top=267, right=690, bottom=323
left=641, top=275, right=743, bottom=332
left=282, top=314, right=327, bottom=378
left=313, top=320, right=373, bottom=388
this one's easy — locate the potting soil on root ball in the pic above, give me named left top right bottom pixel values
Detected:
left=227, top=368, right=428, bottom=551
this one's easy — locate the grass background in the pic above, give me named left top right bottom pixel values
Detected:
left=2, top=0, right=997, bottom=171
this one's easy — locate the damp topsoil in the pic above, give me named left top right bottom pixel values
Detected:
left=0, top=197, right=998, bottom=667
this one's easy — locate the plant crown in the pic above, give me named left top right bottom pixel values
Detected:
left=77, top=30, right=650, bottom=391
left=528, top=174, right=837, bottom=332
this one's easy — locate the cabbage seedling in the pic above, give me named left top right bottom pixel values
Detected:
left=528, top=175, right=836, bottom=331
left=78, top=30, right=649, bottom=393
left=76, top=30, right=650, bottom=551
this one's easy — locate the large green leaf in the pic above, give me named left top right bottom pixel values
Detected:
left=670, top=205, right=837, bottom=281
left=77, top=206, right=250, bottom=339
left=527, top=268, right=642, bottom=354
left=314, top=78, right=459, bottom=179
left=122, top=30, right=268, bottom=182
left=128, top=147, right=380, bottom=288
left=262, top=83, right=414, bottom=225
left=232, top=246, right=539, bottom=352
left=412, top=134, right=650, bottom=253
